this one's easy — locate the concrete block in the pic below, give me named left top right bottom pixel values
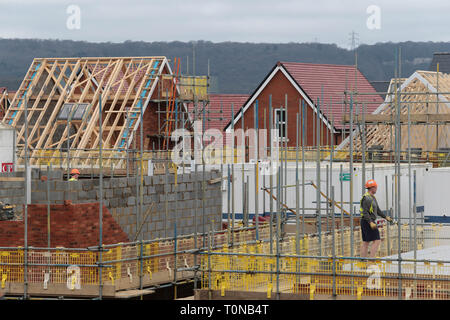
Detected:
left=181, top=209, right=190, bottom=218
left=67, top=180, right=82, bottom=190
left=110, top=179, right=119, bottom=189
left=48, top=190, right=63, bottom=202
left=31, top=191, right=47, bottom=202
left=127, top=196, right=137, bottom=206
left=81, top=181, right=94, bottom=191
left=185, top=192, right=195, bottom=201
left=147, top=186, right=155, bottom=194
left=113, top=188, right=123, bottom=197
left=2, top=181, right=24, bottom=189
left=127, top=177, right=136, bottom=187
left=122, top=187, right=132, bottom=197
left=41, top=180, right=56, bottom=191
left=90, top=179, right=99, bottom=188
left=102, top=180, right=111, bottom=189
left=153, top=175, right=162, bottom=185
left=118, top=198, right=127, bottom=207
left=118, top=178, right=127, bottom=188
left=183, top=200, right=193, bottom=209
left=190, top=172, right=202, bottom=182
left=185, top=217, right=194, bottom=226
left=78, top=190, right=93, bottom=200
left=104, top=189, right=113, bottom=199
left=155, top=185, right=164, bottom=194
left=0, top=171, right=24, bottom=177
left=184, top=226, right=194, bottom=235
left=144, top=176, right=153, bottom=186
left=182, top=173, right=191, bottom=183
left=64, top=191, right=78, bottom=201
left=47, top=170, right=63, bottom=180
left=10, top=197, right=24, bottom=205
left=173, top=183, right=186, bottom=192
left=142, top=195, right=152, bottom=205
left=155, top=203, right=164, bottom=213
left=110, top=197, right=119, bottom=207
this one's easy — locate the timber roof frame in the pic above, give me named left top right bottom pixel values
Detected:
left=336, top=70, right=450, bottom=152
left=1, top=56, right=184, bottom=164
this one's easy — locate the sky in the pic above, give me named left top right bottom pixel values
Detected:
left=1, top=0, right=450, bottom=48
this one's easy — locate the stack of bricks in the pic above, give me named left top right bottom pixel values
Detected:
left=27, top=168, right=223, bottom=241
left=0, top=202, right=129, bottom=248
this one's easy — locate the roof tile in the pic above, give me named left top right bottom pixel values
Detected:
left=281, top=62, right=383, bottom=129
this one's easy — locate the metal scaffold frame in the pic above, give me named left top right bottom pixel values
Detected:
left=1, top=49, right=450, bottom=301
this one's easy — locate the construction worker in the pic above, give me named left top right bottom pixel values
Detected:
left=360, top=179, right=392, bottom=258
left=69, top=169, right=80, bottom=181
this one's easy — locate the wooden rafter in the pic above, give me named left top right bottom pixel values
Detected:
left=337, top=70, right=450, bottom=152
left=2, top=57, right=169, bottom=165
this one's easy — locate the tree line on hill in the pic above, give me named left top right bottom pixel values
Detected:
left=0, top=38, right=449, bottom=94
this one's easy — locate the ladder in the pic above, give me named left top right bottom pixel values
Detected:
left=162, top=57, right=181, bottom=150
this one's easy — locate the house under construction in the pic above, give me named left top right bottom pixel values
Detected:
left=2, top=56, right=209, bottom=168
left=1, top=53, right=450, bottom=301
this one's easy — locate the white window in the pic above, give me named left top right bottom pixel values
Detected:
left=275, top=108, right=286, bottom=140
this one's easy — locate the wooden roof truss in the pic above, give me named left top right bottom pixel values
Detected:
left=2, top=57, right=168, bottom=166
left=337, top=71, right=450, bottom=152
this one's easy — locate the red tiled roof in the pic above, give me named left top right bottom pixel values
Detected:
left=188, top=94, right=249, bottom=145
left=280, top=62, right=383, bottom=129
left=188, top=94, right=249, bottom=131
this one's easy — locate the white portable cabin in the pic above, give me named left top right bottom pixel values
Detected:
left=0, top=122, right=16, bottom=172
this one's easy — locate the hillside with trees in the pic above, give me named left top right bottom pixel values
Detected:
left=0, top=38, right=449, bottom=93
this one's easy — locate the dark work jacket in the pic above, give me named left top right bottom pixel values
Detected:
left=359, top=191, right=386, bottom=223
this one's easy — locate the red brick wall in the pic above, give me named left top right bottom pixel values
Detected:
left=0, top=202, right=129, bottom=248
left=232, top=70, right=339, bottom=148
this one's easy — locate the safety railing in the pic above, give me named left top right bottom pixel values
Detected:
left=0, top=224, right=271, bottom=297
left=199, top=223, right=450, bottom=300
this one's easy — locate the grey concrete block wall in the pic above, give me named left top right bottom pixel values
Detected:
left=22, top=168, right=222, bottom=241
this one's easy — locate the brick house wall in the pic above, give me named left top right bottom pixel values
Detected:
left=231, top=70, right=338, bottom=152
left=0, top=202, right=129, bottom=248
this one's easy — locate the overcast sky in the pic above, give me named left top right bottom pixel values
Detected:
left=1, top=0, right=449, bottom=48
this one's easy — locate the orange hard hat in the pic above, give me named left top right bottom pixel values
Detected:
left=71, top=169, right=80, bottom=175
left=365, top=179, right=377, bottom=189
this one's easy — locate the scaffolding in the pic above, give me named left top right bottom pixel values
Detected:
left=1, top=50, right=450, bottom=301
